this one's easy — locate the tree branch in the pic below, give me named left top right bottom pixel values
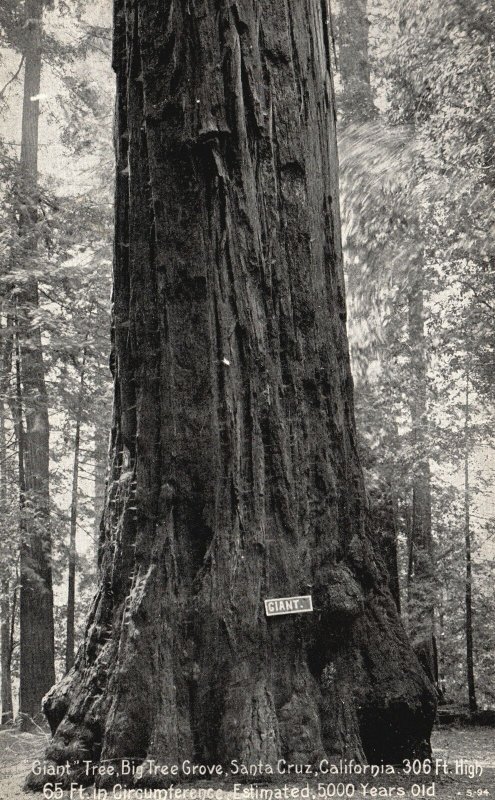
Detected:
left=0, top=55, right=25, bottom=100
left=460, top=278, right=495, bottom=313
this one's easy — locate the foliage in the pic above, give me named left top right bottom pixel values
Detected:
left=337, top=0, right=495, bottom=706
left=0, top=0, right=113, bottom=699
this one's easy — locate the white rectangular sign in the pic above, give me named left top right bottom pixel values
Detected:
left=264, top=595, right=313, bottom=616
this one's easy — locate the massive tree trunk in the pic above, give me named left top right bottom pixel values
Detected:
left=406, top=274, right=437, bottom=688
left=17, top=0, right=55, bottom=726
left=30, top=1, right=435, bottom=788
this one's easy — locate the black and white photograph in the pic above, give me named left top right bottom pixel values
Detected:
left=0, top=0, right=494, bottom=798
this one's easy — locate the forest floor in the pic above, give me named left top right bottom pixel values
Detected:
left=0, top=726, right=493, bottom=800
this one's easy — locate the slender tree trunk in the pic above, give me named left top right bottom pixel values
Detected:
left=337, top=0, right=377, bottom=310
left=407, top=272, right=437, bottom=688
left=93, top=410, right=108, bottom=567
left=406, top=502, right=413, bottom=600
left=0, top=318, right=14, bottom=724
left=17, top=0, right=55, bottom=727
left=29, top=3, right=435, bottom=788
left=438, top=600, right=446, bottom=703
left=14, top=318, right=28, bottom=713
left=337, top=0, right=375, bottom=123
left=0, top=579, right=13, bottom=726
left=464, top=364, right=476, bottom=712
left=0, top=575, right=13, bottom=725
left=390, top=0, right=437, bottom=691
left=337, top=0, right=401, bottom=611
left=66, top=354, right=86, bottom=673
left=65, top=434, right=79, bottom=673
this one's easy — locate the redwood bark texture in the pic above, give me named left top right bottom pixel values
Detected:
left=31, top=0, right=435, bottom=787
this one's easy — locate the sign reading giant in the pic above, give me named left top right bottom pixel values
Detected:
left=264, top=595, right=313, bottom=616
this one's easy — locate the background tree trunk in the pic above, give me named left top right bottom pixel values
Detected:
left=93, top=409, right=108, bottom=567
left=336, top=0, right=376, bottom=123
left=337, top=0, right=400, bottom=612
left=464, top=363, right=476, bottom=712
left=30, top=1, right=435, bottom=787
left=0, top=577, right=13, bottom=726
left=0, top=350, right=14, bottom=725
left=407, top=273, right=437, bottom=689
left=17, top=0, right=55, bottom=727
left=66, top=353, right=86, bottom=673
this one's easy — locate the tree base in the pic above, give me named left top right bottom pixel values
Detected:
left=26, top=563, right=435, bottom=791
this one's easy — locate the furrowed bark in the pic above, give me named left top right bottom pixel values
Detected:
left=369, top=483, right=401, bottom=612
left=28, top=1, right=435, bottom=788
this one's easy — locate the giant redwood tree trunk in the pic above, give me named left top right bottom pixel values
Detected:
left=30, top=0, right=435, bottom=788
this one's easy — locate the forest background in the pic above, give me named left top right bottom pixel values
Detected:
left=0, top=0, right=493, bottom=727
